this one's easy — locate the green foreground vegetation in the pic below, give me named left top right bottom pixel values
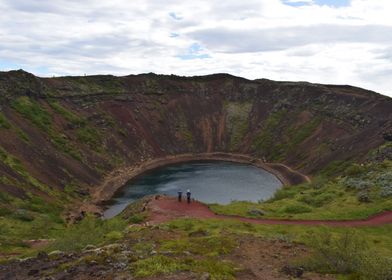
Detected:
left=4, top=215, right=391, bottom=279
left=1, top=195, right=392, bottom=279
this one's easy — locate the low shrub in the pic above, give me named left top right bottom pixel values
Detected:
left=160, top=235, right=237, bottom=256
left=0, top=113, right=11, bottom=129
left=104, top=231, right=123, bottom=241
left=12, top=209, right=34, bottom=222
left=357, top=191, right=371, bottom=203
left=269, top=187, right=298, bottom=202
left=281, top=203, right=312, bottom=214
left=345, top=164, right=366, bottom=177
left=48, top=216, right=127, bottom=252
left=128, top=214, right=147, bottom=224
left=380, top=185, right=392, bottom=198
left=375, top=172, right=392, bottom=188
left=0, top=206, right=12, bottom=216
left=298, top=192, right=335, bottom=208
left=130, top=255, right=188, bottom=277
left=130, top=255, right=236, bottom=279
left=341, top=178, right=372, bottom=191
left=303, top=230, right=392, bottom=280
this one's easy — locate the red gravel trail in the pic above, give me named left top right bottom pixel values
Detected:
left=147, top=196, right=392, bottom=227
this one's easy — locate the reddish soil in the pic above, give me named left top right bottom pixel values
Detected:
left=147, top=196, right=392, bottom=227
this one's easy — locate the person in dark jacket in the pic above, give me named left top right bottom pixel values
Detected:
left=178, top=190, right=182, bottom=202
left=186, top=189, right=191, bottom=204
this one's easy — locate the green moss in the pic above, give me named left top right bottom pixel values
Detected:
left=48, top=100, right=85, bottom=126
left=0, top=112, right=11, bottom=129
left=251, top=110, right=287, bottom=158
left=76, top=126, right=101, bottom=150
left=128, top=213, right=147, bottom=224
left=131, top=255, right=237, bottom=279
left=48, top=216, right=128, bottom=252
left=15, top=128, right=30, bottom=143
left=0, top=112, right=30, bottom=143
left=175, top=112, right=194, bottom=149
left=287, top=117, right=321, bottom=148
left=166, top=218, right=392, bottom=256
left=131, top=255, right=188, bottom=277
left=280, top=203, right=312, bottom=214
left=160, top=235, right=237, bottom=256
left=0, top=147, right=55, bottom=195
left=50, top=133, right=82, bottom=161
left=10, top=97, right=84, bottom=160
left=0, top=198, right=65, bottom=257
left=0, top=191, right=12, bottom=203
left=301, top=230, right=392, bottom=279
left=182, top=130, right=194, bottom=144
left=105, top=230, right=124, bottom=241
left=251, top=111, right=321, bottom=161
left=61, top=76, right=125, bottom=95
left=133, top=241, right=154, bottom=254
left=11, top=97, right=52, bottom=132
left=117, top=127, right=128, bottom=137
left=320, top=160, right=354, bottom=177
left=0, top=206, right=12, bottom=216
left=224, top=102, right=252, bottom=150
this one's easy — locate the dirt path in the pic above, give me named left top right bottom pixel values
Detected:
left=147, top=196, right=392, bottom=227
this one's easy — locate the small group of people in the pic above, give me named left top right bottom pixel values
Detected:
left=178, top=189, right=192, bottom=203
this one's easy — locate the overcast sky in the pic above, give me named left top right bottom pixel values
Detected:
left=0, top=0, right=391, bottom=97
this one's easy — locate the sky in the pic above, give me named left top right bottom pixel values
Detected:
left=0, top=0, right=391, bottom=97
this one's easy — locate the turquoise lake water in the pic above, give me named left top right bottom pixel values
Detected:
left=103, top=161, right=282, bottom=218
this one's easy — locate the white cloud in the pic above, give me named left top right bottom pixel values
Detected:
left=0, top=0, right=391, bottom=97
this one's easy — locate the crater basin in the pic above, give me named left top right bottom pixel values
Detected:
left=103, top=161, right=282, bottom=218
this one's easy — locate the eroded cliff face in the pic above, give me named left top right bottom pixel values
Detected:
left=0, top=70, right=391, bottom=209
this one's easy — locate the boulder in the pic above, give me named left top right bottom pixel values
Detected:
left=247, top=209, right=265, bottom=216
left=281, top=265, right=304, bottom=278
left=383, top=131, right=392, bottom=141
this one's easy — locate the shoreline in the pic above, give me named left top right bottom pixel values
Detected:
left=90, top=152, right=310, bottom=206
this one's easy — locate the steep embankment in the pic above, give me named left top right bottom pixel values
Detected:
left=0, top=70, right=391, bottom=218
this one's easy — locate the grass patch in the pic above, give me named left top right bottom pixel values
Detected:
left=160, top=235, right=237, bottom=257
left=252, top=110, right=286, bottom=156
left=48, top=100, right=85, bottom=126
left=224, top=101, right=252, bottom=150
left=0, top=112, right=11, bottom=129
left=130, top=255, right=188, bottom=277
left=165, top=218, right=392, bottom=256
left=10, top=97, right=83, bottom=160
left=11, top=97, right=52, bottom=132
left=280, top=203, right=312, bottom=214
left=48, top=216, right=128, bottom=252
left=76, top=126, right=101, bottom=149
left=130, top=255, right=237, bottom=279
left=301, top=230, right=392, bottom=279
left=0, top=147, right=57, bottom=195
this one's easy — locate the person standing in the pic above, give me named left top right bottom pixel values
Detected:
left=178, top=190, right=182, bottom=202
left=186, top=189, right=191, bottom=204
